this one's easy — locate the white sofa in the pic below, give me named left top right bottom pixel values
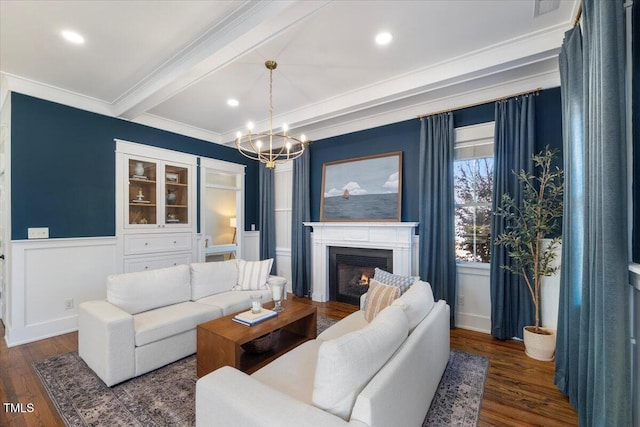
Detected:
left=196, top=281, right=450, bottom=427
left=78, top=259, right=283, bottom=387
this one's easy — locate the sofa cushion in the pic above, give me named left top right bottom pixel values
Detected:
left=252, top=340, right=322, bottom=405
left=391, top=280, right=435, bottom=332
left=372, top=267, right=416, bottom=295
left=196, top=289, right=272, bottom=315
left=364, top=279, right=400, bottom=322
left=107, top=265, right=190, bottom=315
left=190, top=260, right=238, bottom=300
left=312, top=305, right=409, bottom=420
left=317, top=310, right=368, bottom=342
left=236, top=259, right=273, bottom=290
left=134, top=301, right=222, bottom=347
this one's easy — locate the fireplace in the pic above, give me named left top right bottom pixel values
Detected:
left=329, top=246, right=393, bottom=305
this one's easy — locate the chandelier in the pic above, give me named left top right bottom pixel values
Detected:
left=235, top=60, right=307, bottom=169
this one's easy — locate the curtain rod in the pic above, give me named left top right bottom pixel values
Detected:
left=417, top=87, right=542, bottom=119
left=573, top=2, right=582, bottom=27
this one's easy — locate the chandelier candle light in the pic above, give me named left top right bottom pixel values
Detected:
left=235, top=61, right=307, bottom=169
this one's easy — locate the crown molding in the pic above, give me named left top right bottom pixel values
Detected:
left=132, top=113, right=223, bottom=144
left=294, top=62, right=561, bottom=143
left=0, top=73, right=114, bottom=116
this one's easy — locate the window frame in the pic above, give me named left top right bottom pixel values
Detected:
left=453, top=122, right=495, bottom=266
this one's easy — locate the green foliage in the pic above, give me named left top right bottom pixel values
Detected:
left=494, top=146, right=564, bottom=331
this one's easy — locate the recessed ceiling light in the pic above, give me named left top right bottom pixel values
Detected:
left=227, top=98, right=239, bottom=107
left=375, top=32, right=392, bottom=46
left=61, top=30, right=85, bottom=45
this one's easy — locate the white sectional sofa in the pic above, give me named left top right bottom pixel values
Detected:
left=196, top=280, right=450, bottom=427
left=78, top=259, right=282, bottom=387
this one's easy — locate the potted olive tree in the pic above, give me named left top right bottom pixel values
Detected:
left=494, top=146, right=564, bottom=361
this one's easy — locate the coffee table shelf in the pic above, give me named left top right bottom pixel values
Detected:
left=197, top=299, right=317, bottom=377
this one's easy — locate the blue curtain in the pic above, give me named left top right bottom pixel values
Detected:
left=259, top=164, right=277, bottom=273
left=291, top=149, right=311, bottom=297
left=489, top=96, right=535, bottom=340
left=554, top=1, right=631, bottom=425
left=418, top=113, right=456, bottom=326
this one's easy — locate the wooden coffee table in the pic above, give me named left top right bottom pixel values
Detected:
left=196, top=299, right=317, bottom=377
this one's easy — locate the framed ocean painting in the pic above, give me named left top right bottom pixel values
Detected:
left=320, top=152, right=402, bottom=221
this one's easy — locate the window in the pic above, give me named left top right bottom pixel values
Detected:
left=454, top=123, right=494, bottom=264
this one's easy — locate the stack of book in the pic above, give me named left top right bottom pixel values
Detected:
left=232, top=308, right=277, bottom=326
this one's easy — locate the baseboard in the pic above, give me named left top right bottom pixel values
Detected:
left=455, top=312, right=491, bottom=334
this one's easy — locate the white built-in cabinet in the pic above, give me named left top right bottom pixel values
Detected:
left=115, top=140, right=197, bottom=273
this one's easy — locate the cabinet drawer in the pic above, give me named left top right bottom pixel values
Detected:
left=124, top=233, right=192, bottom=255
left=124, top=253, right=192, bottom=273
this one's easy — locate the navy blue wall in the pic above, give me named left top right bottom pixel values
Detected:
left=310, top=119, right=421, bottom=223
left=310, top=87, right=563, bottom=224
left=11, top=93, right=258, bottom=240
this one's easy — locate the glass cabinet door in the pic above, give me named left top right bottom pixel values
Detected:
left=128, top=159, right=157, bottom=226
left=164, top=164, right=189, bottom=226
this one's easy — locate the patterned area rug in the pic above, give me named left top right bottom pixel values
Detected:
left=34, top=317, right=488, bottom=427
left=423, top=349, right=489, bottom=426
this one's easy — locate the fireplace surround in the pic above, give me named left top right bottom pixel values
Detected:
left=329, top=246, right=393, bottom=305
left=303, top=222, right=418, bottom=302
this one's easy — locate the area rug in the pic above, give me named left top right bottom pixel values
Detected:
left=34, top=317, right=488, bottom=427
left=423, top=349, right=489, bottom=426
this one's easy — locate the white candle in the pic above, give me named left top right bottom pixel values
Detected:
left=251, top=300, right=261, bottom=313
left=272, top=285, right=281, bottom=301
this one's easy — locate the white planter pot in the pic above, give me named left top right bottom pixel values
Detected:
left=523, top=326, right=556, bottom=361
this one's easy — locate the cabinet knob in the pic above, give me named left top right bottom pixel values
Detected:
left=173, top=241, right=177, bottom=244
left=144, top=242, right=148, bottom=246
left=144, top=266, right=149, bottom=270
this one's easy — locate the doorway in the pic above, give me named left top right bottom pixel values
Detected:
left=200, top=158, right=245, bottom=262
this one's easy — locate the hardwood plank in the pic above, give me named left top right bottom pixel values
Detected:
left=1, top=299, right=578, bottom=426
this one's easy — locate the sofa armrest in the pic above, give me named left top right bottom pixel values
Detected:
left=196, top=366, right=356, bottom=427
left=78, top=300, right=135, bottom=387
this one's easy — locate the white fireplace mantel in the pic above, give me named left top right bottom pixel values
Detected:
left=303, top=222, right=418, bottom=302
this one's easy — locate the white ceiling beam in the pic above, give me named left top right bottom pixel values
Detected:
left=115, top=0, right=331, bottom=120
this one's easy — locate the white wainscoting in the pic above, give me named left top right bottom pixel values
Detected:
left=242, top=231, right=260, bottom=261
left=456, top=263, right=492, bottom=333
left=6, top=237, right=117, bottom=347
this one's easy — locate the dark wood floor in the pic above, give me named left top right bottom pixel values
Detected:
left=0, top=297, right=578, bottom=427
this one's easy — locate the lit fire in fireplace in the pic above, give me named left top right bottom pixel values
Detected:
left=358, top=274, right=370, bottom=285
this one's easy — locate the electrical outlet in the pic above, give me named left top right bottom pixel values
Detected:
left=28, top=227, right=49, bottom=239
left=457, top=295, right=465, bottom=306
left=65, top=298, right=74, bottom=310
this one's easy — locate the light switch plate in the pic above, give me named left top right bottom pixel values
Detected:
left=28, top=227, right=49, bottom=239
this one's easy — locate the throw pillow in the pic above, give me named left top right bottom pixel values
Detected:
left=373, top=267, right=415, bottom=294
left=364, top=278, right=400, bottom=322
left=107, top=265, right=191, bottom=315
left=236, top=258, right=273, bottom=290
left=190, top=260, right=238, bottom=300
left=312, top=305, right=409, bottom=420
left=391, top=280, right=435, bottom=332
